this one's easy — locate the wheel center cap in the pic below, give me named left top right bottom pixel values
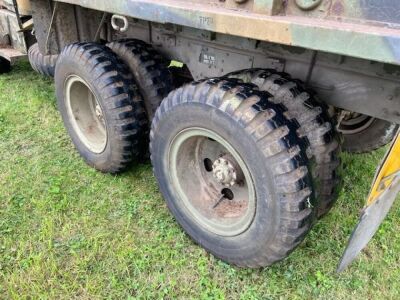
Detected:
left=212, top=156, right=237, bottom=187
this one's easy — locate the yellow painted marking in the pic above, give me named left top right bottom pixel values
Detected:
left=169, top=60, right=184, bottom=68
left=367, top=131, right=400, bottom=206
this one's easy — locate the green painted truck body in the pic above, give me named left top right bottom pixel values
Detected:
left=30, top=0, right=400, bottom=123
left=55, top=0, right=400, bottom=66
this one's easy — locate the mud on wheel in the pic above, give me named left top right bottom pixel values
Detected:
left=55, top=42, right=147, bottom=173
left=150, top=78, right=313, bottom=267
left=227, top=69, right=342, bottom=218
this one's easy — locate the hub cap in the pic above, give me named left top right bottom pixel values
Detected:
left=169, top=127, right=256, bottom=237
left=65, top=75, right=107, bottom=153
left=212, top=155, right=241, bottom=187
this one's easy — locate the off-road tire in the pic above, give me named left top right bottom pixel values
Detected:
left=150, top=78, right=314, bottom=267
left=0, top=57, right=11, bottom=74
left=55, top=42, right=147, bottom=173
left=227, top=69, right=341, bottom=218
left=107, top=39, right=173, bottom=120
left=340, top=117, right=398, bottom=153
left=28, top=43, right=58, bottom=77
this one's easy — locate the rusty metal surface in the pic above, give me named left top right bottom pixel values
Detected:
left=53, top=0, right=400, bottom=66
left=2, top=0, right=32, bottom=15
left=30, top=0, right=59, bottom=54
left=0, top=8, right=26, bottom=53
left=0, top=47, right=26, bottom=62
left=111, top=18, right=400, bottom=123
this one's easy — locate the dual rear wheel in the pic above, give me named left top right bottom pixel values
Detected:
left=55, top=40, right=171, bottom=172
left=55, top=43, right=148, bottom=173
left=150, top=79, right=314, bottom=266
left=55, top=41, right=340, bottom=267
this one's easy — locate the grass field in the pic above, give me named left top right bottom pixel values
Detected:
left=1, top=62, right=400, bottom=299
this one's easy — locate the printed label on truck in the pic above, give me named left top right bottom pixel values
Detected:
left=200, top=51, right=216, bottom=66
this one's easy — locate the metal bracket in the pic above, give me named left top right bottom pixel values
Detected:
left=335, top=110, right=350, bottom=131
left=11, top=0, right=22, bottom=29
left=94, top=12, right=108, bottom=42
left=111, top=15, right=128, bottom=33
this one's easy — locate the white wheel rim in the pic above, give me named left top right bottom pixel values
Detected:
left=65, top=75, right=107, bottom=153
left=169, top=127, right=256, bottom=237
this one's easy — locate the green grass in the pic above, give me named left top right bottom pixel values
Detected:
left=1, top=62, right=400, bottom=299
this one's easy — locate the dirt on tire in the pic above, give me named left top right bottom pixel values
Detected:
left=150, top=78, right=314, bottom=267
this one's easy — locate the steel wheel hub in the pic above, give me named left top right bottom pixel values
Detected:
left=168, top=127, right=256, bottom=237
left=212, top=155, right=239, bottom=187
left=65, top=75, right=107, bottom=153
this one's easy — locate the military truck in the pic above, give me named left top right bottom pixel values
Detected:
left=3, top=0, right=400, bottom=271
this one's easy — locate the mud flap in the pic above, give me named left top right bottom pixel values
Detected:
left=337, top=131, right=400, bottom=272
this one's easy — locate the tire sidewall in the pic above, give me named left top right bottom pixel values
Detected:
left=28, top=43, right=57, bottom=77
left=152, top=103, right=281, bottom=262
left=342, top=118, right=398, bottom=153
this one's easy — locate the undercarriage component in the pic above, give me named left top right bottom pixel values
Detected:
left=24, top=2, right=400, bottom=124
left=337, top=112, right=399, bottom=153
left=227, top=69, right=341, bottom=218
left=55, top=42, right=147, bottom=173
left=0, top=56, right=10, bottom=73
left=150, top=78, right=313, bottom=267
left=0, top=8, right=26, bottom=53
left=0, top=6, right=28, bottom=72
left=2, top=0, right=31, bottom=16
left=28, top=43, right=58, bottom=77
left=107, top=39, right=173, bottom=120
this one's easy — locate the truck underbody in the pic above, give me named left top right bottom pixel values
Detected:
left=29, top=0, right=400, bottom=124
